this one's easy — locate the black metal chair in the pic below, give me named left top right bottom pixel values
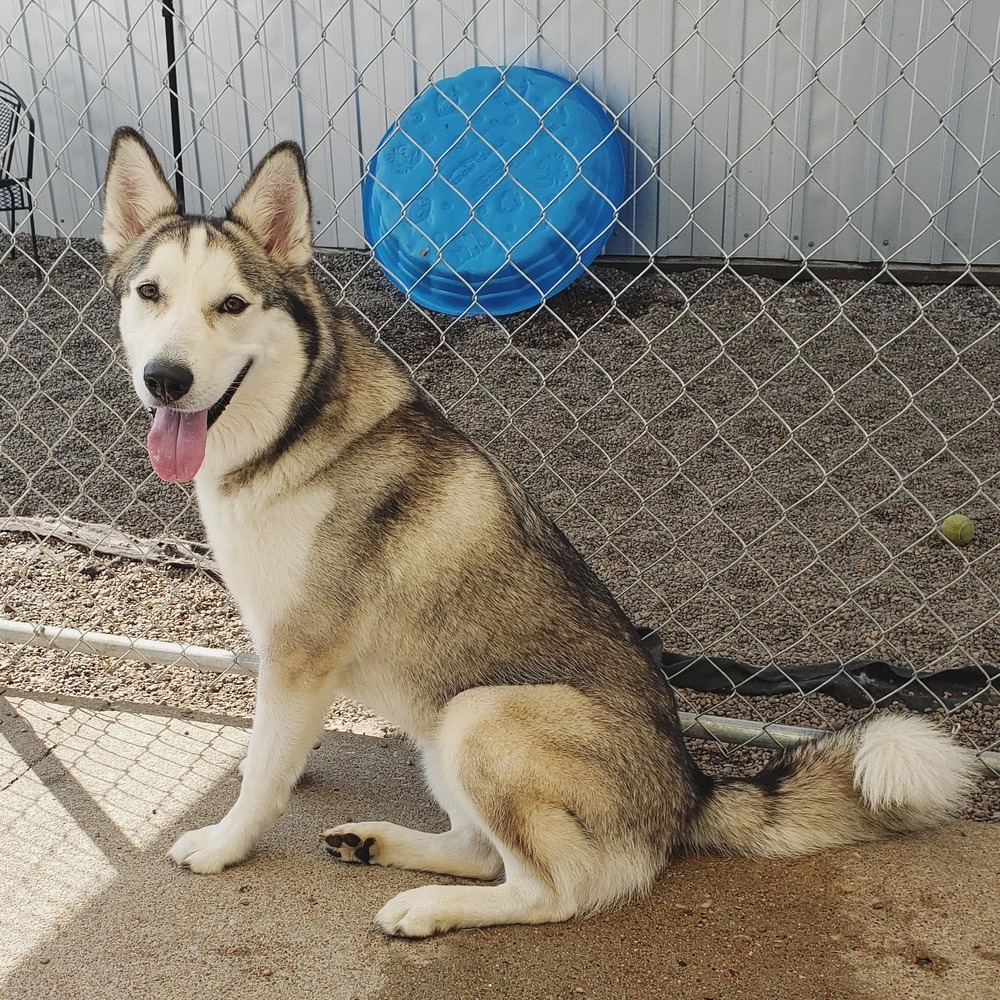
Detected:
left=0, top=82, right=40, bottom=269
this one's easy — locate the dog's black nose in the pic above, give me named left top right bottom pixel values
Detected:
left=143, top=361, right=194, bottom=404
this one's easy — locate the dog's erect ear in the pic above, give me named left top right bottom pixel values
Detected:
left=228, top=142, right=313, bottom=269
left=102, top=127, right=180, bottom=258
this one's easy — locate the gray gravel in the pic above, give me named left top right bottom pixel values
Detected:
left=1, top=235, right=997, bottom=816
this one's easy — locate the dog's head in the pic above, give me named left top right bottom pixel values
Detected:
left=102, top=128, right=314, bottom=482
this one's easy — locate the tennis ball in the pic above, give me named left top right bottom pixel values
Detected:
left=940, top=514, right=975, bottom=547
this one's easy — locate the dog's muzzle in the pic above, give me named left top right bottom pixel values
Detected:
left=207, top=359, right=253, bottom=429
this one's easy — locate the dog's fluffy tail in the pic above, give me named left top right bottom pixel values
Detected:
left=685, top=715, right=978, bottom=858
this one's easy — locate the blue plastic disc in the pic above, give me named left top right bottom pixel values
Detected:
left=363, top=65, right=625, bottom=316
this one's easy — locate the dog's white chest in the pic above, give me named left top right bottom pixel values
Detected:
left=196, top=478, right=327, bottom=642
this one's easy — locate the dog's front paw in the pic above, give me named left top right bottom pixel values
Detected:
left=375, top=886, right=458, bottom=938
left=168, top=824, right=245, bottom=874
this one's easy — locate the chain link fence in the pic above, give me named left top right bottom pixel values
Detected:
left=1, top=0, right=998, bottom=780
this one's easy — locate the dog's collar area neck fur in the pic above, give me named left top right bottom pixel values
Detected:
left=207, top=359, right=253, bottom=429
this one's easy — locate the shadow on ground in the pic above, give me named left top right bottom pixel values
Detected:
left=2, top=689, right=998, bottom=1000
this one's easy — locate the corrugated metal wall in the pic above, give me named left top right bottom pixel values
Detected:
left=4, top=0, right=1000, bottom=264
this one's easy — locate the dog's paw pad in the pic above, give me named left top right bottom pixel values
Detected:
left=321, top=827, right=377, bottom=865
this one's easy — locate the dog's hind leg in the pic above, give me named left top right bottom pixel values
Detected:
left=169, top=662, right=336, bottom=873
left=371, top=685, right=663, bottom=937
left=376, top=857, right=576, bottom=937
left=321, top=743, right=504, bottom=878
left=321, top=822, right=503, bottom=879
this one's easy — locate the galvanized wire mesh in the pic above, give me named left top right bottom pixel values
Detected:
left=1, top=0, right=998, bottom=771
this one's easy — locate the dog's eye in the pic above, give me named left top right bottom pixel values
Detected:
left=221, top=295, right=248, bottom=315
left=137, top=282, right=159, bottom=301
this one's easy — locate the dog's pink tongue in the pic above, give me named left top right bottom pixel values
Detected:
left=147, top=408, right=209, bottom=483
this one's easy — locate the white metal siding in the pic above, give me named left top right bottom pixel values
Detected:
left=3, top=0, right=999, bottom=265
left=4, top=0, right=174, bottom=240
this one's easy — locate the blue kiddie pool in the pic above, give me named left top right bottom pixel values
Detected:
left=363, top=65, right=626, bottom=316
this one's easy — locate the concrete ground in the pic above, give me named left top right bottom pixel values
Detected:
left=2, top=689, right=998, bottom=1000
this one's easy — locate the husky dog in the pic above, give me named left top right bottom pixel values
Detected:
left=101, top=127, right=976, bottom=938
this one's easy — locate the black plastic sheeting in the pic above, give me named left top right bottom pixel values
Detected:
left=638, top=630, right=1000, bottom=711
